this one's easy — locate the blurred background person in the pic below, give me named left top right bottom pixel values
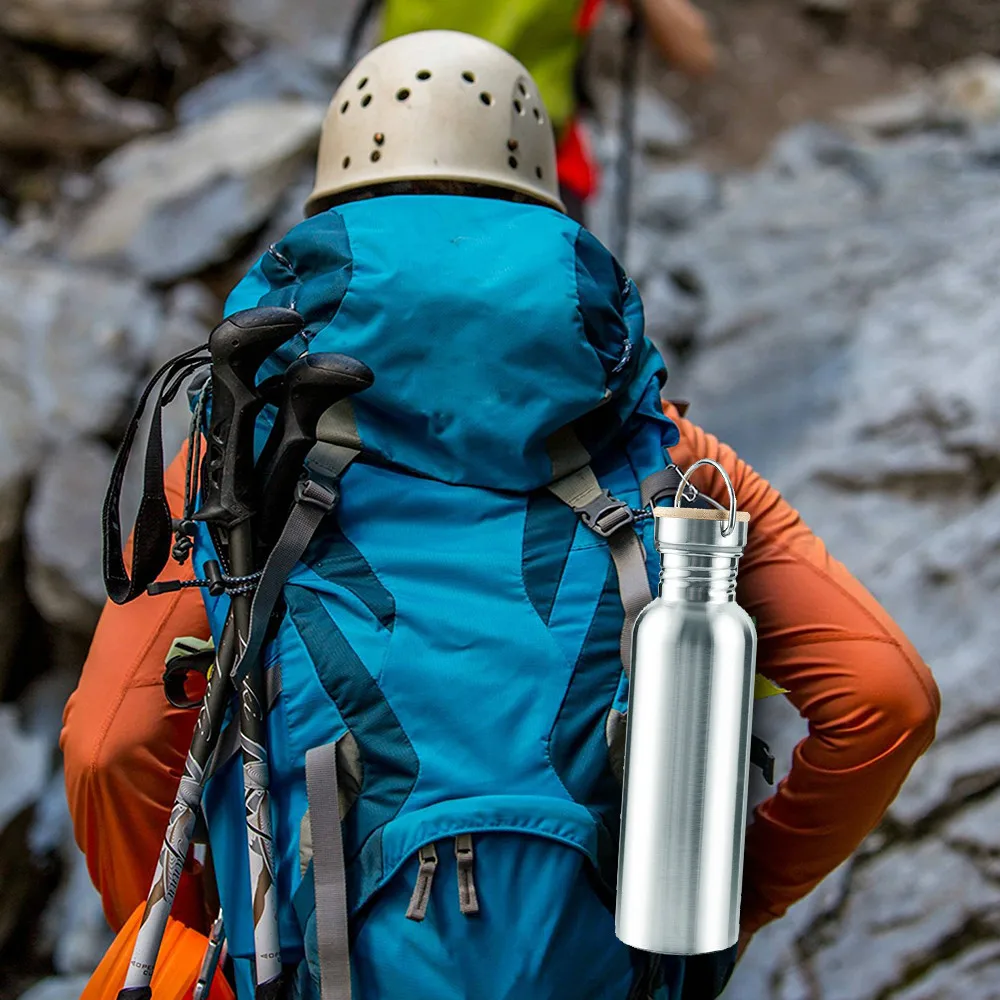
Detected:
left=359, top=0, right=718, bottom=224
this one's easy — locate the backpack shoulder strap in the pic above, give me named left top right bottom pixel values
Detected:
left=546, top=428, right=652, bottom=675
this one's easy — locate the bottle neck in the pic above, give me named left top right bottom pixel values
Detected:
left=657, top=546, right=741, bottom=604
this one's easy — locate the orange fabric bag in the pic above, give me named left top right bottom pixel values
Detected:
left=81, top=904, right=234, bottom=1000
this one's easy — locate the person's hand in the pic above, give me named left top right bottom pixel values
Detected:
left=636, top=0, right=718, bottom=78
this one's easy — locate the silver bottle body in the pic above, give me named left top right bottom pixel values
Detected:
left=615, top=511, right=757, bottom=956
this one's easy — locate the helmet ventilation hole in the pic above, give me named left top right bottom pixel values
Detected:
left=361, top=94, right=372, bottom=107
left=416, top=70, right=431, bottom=80
left=535, top=166, right=543, bottom=179
left=396, top=88, right=410, bottom=101
left=508, top=156, right=518, bottom=169
left=480, top=92, right=494, bottom=106
left=518, top=82, right=528, bottom=97
left=533, top=107, right=545, bottom=125
left=513, top=99, right=523, bottom=114
left=340, top=101, right=349, bottom=113
left=342, top=156, right=350, bottom=169
left=371, top=150, right=382, bottom=162
left=357, top=77, right=369, bottom=90
left=462, top=71, right=476, bottom=83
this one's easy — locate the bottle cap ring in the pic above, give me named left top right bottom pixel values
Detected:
left=675, top=459, right=739, bottom=537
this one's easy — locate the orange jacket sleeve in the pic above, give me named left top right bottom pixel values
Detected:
left=61, top=443, right=212, bottom=934
left=663, top=402, right=940, bottom=934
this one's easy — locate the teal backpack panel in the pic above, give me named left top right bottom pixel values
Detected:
left=196, top=194, right=697, bottom=999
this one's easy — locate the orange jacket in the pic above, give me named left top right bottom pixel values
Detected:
left=61, top=401, right=939, bottom=951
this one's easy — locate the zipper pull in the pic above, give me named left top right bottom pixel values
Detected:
left=455, top=834, right=480, bottom=916
left=405, top=842, right=439, bottom=922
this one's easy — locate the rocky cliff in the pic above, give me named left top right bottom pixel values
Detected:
left=1, top=2, right=998, bottom=998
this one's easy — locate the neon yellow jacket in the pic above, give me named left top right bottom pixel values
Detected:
left=381, top=0, right=585, bottom=130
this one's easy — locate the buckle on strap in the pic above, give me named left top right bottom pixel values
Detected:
left=294, top=478, right=339, bottom=512
left=579, top=492, right=636, bottom=538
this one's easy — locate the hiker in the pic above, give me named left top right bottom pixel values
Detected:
left=63, top=29, right=939, bottom=1000
left=368, top=0, right=717, bottom=221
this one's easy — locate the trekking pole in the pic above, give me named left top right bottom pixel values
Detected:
left=341, top=0, right=382, bottom=73
left=190, top=353, right=375, bottom=1000
left=195, top=311, right=321, bottom=1000
left=230, top=351, right=376, bottom=1000
left=117, top=308, right=305, bottom=1000
left=611, top=4, right=643, bottom=264
left=255, top=353, right=377, bottom=547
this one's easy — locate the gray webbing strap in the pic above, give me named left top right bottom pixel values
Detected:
left=315, top=400, right=363, bottom=452
left=306, top=743, right=352, bottom=1000
left=230, top=480, right=339, bottom=685
left=640, top=466, right=724, bottom=511
left=546, top=430, right=653, bottom=676
left=546, top=424, right=592, bottom=481
left=607, top=528, right=654, bottom=676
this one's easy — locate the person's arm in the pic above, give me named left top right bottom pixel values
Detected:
left=635, top=0, right=717, bottom=78
left=663, top=402, right=940, bottom=941
left=61, top=443, right=213, bottom=933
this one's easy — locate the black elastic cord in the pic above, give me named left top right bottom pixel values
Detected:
left=102, top=345, right=210, bottom=605
left=173, top=380, right=212, bottom=565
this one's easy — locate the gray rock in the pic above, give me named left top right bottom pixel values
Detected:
left=18, top=977, right=91, bottom=1000
left=225, top=0, right=357, bottom=50
left=633, top=121, right=1000, bottom=998
left=667, top=132, right=1000, bottom=474
left=0, top=385, right=33, bottom=692
left=635, top=166, right=720, bottom=232
left=177, top=46, right=341, bottom=125
left=159, top=281, right=218, bottom=365
left=0, top=705, right=48, bottom=833
left=0, top=61, right=168, bottom=156
left=0, top=0, right=148, bottom=58
left=68, top=100, right=326, bottom=282
left=889, top=722, right=1000, bottom=828
left=943, top=788, right=1000, bottom=859
left=0, top=253, right=162, bottom=441
left=638, top=267, right=708, bottom=359
left=25, top=439, right=115, bottom=634
left=838, top=89, right=937, bottom=137
left=259, top=166, right=315, bottom=250
left=936, top=56, right=1000, bottom=125
left=799, top=0, right=854, bottom=9
left=893, top=943, right=1000, bottom=1000
left=29, top=770, right=74, bottom=860
left=18, top=666, right=80, bottom=751
left=45, top=848, right=113, bottom=975
left=634, top=90, right=693, bottom=157
left=808, top=842, right=1000, bottom=1000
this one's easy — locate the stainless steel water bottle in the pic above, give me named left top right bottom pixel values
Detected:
left=616, top=459, right=757, bottom=957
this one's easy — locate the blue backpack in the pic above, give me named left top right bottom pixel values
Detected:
left=189, top=194, right=741, bottom=1000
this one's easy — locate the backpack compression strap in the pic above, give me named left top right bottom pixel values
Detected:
left=546, top=427, right=652, bottom=675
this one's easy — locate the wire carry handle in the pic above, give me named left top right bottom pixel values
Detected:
left=675, top=458, right=739, bottom=537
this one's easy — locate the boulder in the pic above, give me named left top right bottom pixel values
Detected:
left=24, top=439, right=115, bottom=634
left=0, top=0, right=149, bottom=58
left=68, top=100, right=325, bottom=282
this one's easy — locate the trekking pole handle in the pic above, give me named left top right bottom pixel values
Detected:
left=194, top=307, right=306, bottom=529
left=256, top=352, right=375, bottom=544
